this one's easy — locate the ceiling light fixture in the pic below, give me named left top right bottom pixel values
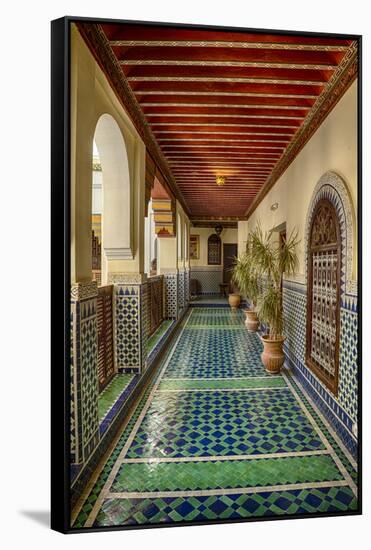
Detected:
left=271, top=202, right=279, bottom=211
left=216, top=175, right=225, bottom=186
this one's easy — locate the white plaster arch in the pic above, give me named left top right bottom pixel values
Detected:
left=94, top=113, right=133, bottom=270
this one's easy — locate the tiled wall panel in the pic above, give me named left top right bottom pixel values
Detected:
left=164, top=273, right=178, bottom=319
left=190, top=267, right=222, bottom=294
left=283, top=280, right=358, bottom=456
left=70, top=282, right=100, bottom=465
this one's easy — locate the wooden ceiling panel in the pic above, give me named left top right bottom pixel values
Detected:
left=80, top=22, right=358, bottom=218
left=123, top=64, right=333, bottom=82
left=129, top=80, right=326, bottom=96
left=112, top=45, right=345, bottom=65
left=101, top=23, right=352, bottom=46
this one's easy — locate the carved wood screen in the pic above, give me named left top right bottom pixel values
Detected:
left=208, top=233, right=221, bottom=265
left=306, top=199, right=341, bottom=395
left=148, top=276, right=164, bottom=335
left=97, top=285, right=115, bottom=392
left=92, top=229, right=102, bottom=286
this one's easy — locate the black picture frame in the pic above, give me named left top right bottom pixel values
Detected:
left=51, top=16, right=362, bottom=533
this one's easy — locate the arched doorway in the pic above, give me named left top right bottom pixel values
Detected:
left=91, top=114, right=132, bottom=391
left=93, top=113, right=132, bottom=285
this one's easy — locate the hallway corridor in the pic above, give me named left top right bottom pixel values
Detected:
left=73, top=307, right=357, bottom=528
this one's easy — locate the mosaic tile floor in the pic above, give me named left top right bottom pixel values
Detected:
left=72, top=308, right=358, bottom=529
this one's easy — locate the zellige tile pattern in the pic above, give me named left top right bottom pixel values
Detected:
left=72, top=307, right=358, bottom=529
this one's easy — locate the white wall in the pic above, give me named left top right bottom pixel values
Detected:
left=190, top=227, right=238, bottom=268
left=243, top=81, right=358, bottom=283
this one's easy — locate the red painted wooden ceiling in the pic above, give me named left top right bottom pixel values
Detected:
left=100, top=23, right=353, bottom=218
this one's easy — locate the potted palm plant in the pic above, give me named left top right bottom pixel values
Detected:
left=250, top=224, right=299, bottom=373
left=231, top=236, right=260, bottom=331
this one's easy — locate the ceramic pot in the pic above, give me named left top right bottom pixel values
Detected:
left=260, top=335, right=286, bottom=374
left=244, top=309, right=259, bottom=332
left=228, top=293, right=241, bottom=308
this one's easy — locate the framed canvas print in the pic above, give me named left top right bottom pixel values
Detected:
left=190, top=234, right=200, bottom=260
left=51, top=16, right=362, bottom=533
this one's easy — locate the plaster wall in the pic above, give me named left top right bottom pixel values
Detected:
left=70, top=25, right=146, bottom=283
left=243, top=81, right=357, bottom=283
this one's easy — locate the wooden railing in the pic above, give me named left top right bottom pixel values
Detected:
left=97, top=285, right=114, bottom=392
left=148, top=275, right=164, bottom=336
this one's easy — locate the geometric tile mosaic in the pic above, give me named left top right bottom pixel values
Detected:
left=80, top=310, right=99, bottom=458
left=184, top=269, right=190, bottom=305
left=283, top=285, right=306, bottom=366
left=126, top=388, right=325, bottom=459
left=164, top=315, right=267, bottom=379
left=283, top=280, right=358, bottom=440
left=72, top=307, right=358, bottom=529
left=178, top=271, right=185, bottom=310
left=116, top=285, right=142, bottom=370
left=70, top=291, right=100, bottom=466
left=190, top=268, right=222, bottom=294
left=140, top=283, right=149, bottom=369
left=164, top=274, right=178, bottom=319
left=93, top=486, right=357, bottom=527
left=339, top=309, right=358, bottom=422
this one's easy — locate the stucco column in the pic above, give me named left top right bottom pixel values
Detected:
left=158, top=237, right=179, bottom=319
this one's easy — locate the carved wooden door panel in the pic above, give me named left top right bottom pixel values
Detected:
left=306, top=199, right=341, bottom=394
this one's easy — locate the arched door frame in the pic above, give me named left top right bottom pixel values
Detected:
left=94, top=113, right=134, bottom=283
left=304, top=171, right=356, bottom=395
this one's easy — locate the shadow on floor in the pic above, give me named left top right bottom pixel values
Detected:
left=19, top=510, right=50, bottom=528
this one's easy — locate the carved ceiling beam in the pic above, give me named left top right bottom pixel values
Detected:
left=110, top=40, right=349, bottom=52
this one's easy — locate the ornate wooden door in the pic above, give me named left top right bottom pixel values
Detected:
left=306, top=199, right=341, bottom=394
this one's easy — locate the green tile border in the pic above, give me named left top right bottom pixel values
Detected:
left=158, top=377, right=287, bottom=391
left=111, top=454, right=343, bottom=492
left=98, top=374, right=135, bottom=421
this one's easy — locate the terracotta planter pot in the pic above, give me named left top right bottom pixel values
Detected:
left=260, top=335, right=286, bottom=374
left=244, top=309, right=259, bottom=332
left=228, top=293, right=241, bottom=308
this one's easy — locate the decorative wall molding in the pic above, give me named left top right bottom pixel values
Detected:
left=104, top=247, right=134, bottom=261
left=108, top=272, right=147, bottom=284
left=71, top=280, right=98, bottom=302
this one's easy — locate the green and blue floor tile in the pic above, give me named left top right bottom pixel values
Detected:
left=72, top=308, right=358, bottom=528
